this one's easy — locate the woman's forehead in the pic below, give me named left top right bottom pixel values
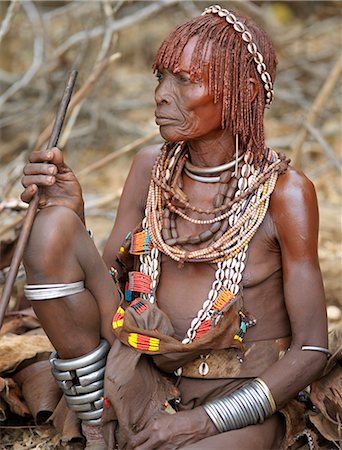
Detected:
left=162, top=36, right=212, bottom=74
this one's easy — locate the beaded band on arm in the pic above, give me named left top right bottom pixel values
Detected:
left=203, top=378, right=276, bottom=433
left=202, top=5, right=274, bottom=106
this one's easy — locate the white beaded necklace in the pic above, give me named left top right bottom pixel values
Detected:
left=138, top=146, right=280, bottom=344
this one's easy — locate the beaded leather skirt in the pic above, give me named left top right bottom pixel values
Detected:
left=101, top=297, right=308, bottom=449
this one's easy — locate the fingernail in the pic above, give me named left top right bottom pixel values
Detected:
left=47, top=151, right=52, bottom=159
left=48, top=176, right=54, bottom=183
left=49, top=166, right=55, bottom=174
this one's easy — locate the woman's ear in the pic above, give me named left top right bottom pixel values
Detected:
left=249, top=78, right=260, bottom=102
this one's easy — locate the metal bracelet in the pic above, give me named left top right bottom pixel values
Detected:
left=254, top=378, right=277, bottom=413
left=301, top=345, right=331, bottom=357
left=51, top=339, right=109, bottom=371
left=50, top=339, right=109, bottom=425
left=203, top=379, right=275, bottom=433
left=240, top=386, right=265, bottom=422
left=203, top=403, right=225, bottom=433
left=24, top=281, right=85, bottom=300
left=249, top=382, right=273, bottom=417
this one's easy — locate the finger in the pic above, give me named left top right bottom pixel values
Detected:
left=21, top=174, right=55, bottom=188
left=20, top=184, right=38, bottom=203
left=29, top=147, right=64, bottom=165
left=23, top=163, right=57, bottom=176
left=130, top=429, right=150, bottom=448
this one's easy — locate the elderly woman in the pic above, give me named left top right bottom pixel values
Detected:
left=21, top=5, right=328, bottom=450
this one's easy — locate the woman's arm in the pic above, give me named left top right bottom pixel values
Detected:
left=261, top=167, right=328, bottom=407
left=102, top=144, right=161, bottom=268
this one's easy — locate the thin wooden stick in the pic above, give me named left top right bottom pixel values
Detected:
left=0, top=70, right=78, bottom=327
left=33, top=53, right=119, bottom=152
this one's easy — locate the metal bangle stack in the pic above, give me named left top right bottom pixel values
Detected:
left=49, top=339, right=109, bottom=426
left=203, top=378, right=276, bottom=432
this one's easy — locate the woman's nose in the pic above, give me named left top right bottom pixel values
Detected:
left=155, top=78, right=172, bottom=105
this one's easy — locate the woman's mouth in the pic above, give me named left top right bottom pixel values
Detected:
left=155, top=116, right=177, bottom=126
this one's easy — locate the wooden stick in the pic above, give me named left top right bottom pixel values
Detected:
left=33, top=53, right=119, bottom=152
left=0, top=70, right=78, bottom=327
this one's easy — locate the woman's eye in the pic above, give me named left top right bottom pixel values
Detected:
left=178, top=74, right=190, bottom=83
left=156, top=71, right=164, bottom=82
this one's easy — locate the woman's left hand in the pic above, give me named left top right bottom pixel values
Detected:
left=129, top=407, right=217, bottom=450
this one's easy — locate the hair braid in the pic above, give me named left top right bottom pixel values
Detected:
left=152, top=13, right=277, bottom=160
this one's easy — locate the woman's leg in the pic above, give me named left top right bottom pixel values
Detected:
left=23, top=206, right=119, bottom=448
left=179, top=413, right=285, bottom=450
left=24, top=206, right=119, bottom=353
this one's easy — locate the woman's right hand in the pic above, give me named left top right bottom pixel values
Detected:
left=21, top=147, right=85, bottom=223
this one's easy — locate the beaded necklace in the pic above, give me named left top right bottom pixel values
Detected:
left=125, top=142, right=282, bottom=345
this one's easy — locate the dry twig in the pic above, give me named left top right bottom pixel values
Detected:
left=33, top=52, right=121, bottom=152
left=304, top=122, right=342, bottom=176
left=0, top=0, right=20, bottom=42
left=291, top=55, right=342, bottom=167
left=0, top=0, right=44, bottom=108
left=78, top=130, right=160, bottom=178
left=53, top=0, right=179, bottom=60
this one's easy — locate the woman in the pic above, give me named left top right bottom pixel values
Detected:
left=21, top=5, right=328, bottom=450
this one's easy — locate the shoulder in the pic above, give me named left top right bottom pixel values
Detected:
left=271, top=166, right=316, bottom=204
left=120, top=143, right=162, bottom=212
left=130, top=143, right=162, bottom=174
left=270, top=165, right=318, bottom=217
left=269, top=165, right=319, bottom=248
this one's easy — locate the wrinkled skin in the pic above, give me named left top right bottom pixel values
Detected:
left=21, top=36, right=327, bottom=449
left=21, top=148, right=84, bottom=222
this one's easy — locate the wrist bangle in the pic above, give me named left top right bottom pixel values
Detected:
left=203, top=378, right=276, bottom=433
left=254, top=378, right=276, bottom=413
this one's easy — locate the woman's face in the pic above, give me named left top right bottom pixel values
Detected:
left=154, top=36, right=223, bottom=143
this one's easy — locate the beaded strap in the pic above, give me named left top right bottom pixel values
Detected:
left=202, top=5, right=274, bottom=105
left=139, top=214, right=160, bottom=304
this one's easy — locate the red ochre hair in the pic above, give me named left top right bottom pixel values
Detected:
left=152, top=12, right=277, bottom=160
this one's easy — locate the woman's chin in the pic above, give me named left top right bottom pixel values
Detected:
left=158, top=125, right=186, bottom=142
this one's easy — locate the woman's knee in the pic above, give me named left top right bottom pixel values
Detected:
left=24, top=206, right=86, bottom=280
left=180, top=413, right=285, bottom=450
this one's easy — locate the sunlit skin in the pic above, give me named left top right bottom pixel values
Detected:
left=155, top=37, right=236, bottom=168
left=21, top=35, right=327, bottom=450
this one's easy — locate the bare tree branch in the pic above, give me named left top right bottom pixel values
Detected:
left=78, top=130, right=160, bottom=179
left=0, top=0, right=20, bottom=42
left=53, top=0, right=179, bottom=60
left=33, top=52, right=121, bottom=152
left=304, top=122, right=342, bottom=175
left=0, top=0, right=44, bottom=107
left=291, top=55, right=342, bottom=167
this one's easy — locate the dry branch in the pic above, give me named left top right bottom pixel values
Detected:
left=291, top=55, right=342, bottom=167
left=0, top=216, right=23, bottom=239
left=53, top=0, right=179, bottom=60
left=304, top=122, right=342, bottom=176
left=0, top=0, right=44, bottom=108
left=0, top=0, right=20, bottom=42
left=78, top=130, right=160, bottom=179
left=33, top=52, right=121, bottom=152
